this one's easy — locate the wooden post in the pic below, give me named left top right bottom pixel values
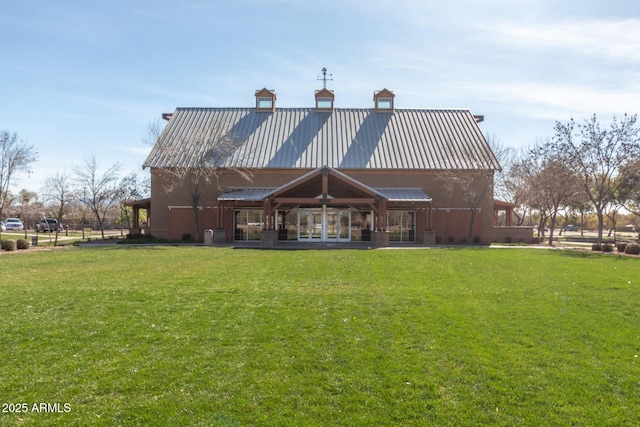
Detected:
left=378, top=199, right=387, bottom=231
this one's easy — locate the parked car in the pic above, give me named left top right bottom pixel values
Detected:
left=0, top=221, right=5, bottom=232
left=563, top=225, right=579, bottom=231
left=35, top=218, right=60, bottom=232
left=4, top=218, right=24, bottom=231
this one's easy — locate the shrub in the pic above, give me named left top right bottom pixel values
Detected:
left=617, top=242, right=628, bottom=253
left=602, top=243, right=613, bottom=253
left=447, top=236, right=454, bottom=244
left=473, top=236, right=481, bottom=244
left=182, top=234, right=191, bottom=241
left=16, top=239, right=30, bottom=250
left=591, top=243, right=602, bottom=251
left=505, top=236, right=512, bottom=244
left=121, top=234, right=158, bottom=244
left=624, top=242, right=640, bottom=255
left=2, top=240, right=17, bottom=251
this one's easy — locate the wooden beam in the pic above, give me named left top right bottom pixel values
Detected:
left=271, top=198, right=323, bottom=204
left=378, top=199, right=387, bottom=231
left=322, top=168, right=328, bottom=198
left=270, top=197, right=376, bottom=205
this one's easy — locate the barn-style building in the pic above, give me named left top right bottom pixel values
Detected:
left=141, top=86, right=530, bottom=246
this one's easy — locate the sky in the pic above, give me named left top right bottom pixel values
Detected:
left=2, top=0, right=639, bottom=194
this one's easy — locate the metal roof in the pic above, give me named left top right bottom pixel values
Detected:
left=217, top=188, right=277, bottom=201
left=218, top=187, right=431, bottom=202
left=143, top=108, right=500, bottom=171
left=375, top=188, right=432, bottom=202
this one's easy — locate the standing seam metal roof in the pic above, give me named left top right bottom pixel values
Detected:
left=143, top=107, right=500, bottom=171
left=217, top=187, right=431, bottom=202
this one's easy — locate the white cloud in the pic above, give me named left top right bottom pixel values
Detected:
left=484, top=19, right=640, bottom=62
left=476, top=81, right=640, bottom=119
left=118, top=146, right=152, bottom=156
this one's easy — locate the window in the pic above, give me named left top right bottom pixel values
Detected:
left=350, top=210, right=372, bottom=242
left=234, top=209, right=263, bottom=241
left=377, top=97, right=393, bottom=110
left=317, top=97, right=333, bottom=109
left=387, top=210, right=415, bottom=242
left=257, top=97, right=273, bottom=109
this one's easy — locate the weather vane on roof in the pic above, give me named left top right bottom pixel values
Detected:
left=317, top=67, right=333, bottom=89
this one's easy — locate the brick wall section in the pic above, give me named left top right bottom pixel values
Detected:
left=149, top=168, right=496, bottom=243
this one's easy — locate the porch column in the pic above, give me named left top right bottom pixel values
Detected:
left=215, top=200, right=221, bottom=229
left=378, top=199, right=387, bottom=231
left=263, top=198, right=273, bottom=230
left=132, top=206, right=140, bottom=228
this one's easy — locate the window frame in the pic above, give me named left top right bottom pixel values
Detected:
left=257, top=97, right=273, bottom=109
left=316, top=97, right=333, bottom=109
left=387, top=210, right=415, bottom=242
left=234, top=209, right=263, bottom=241
left=376, top=97, right=393, bottom=110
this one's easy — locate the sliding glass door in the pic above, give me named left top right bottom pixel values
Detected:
left=297, top=208, right=351, bottom=242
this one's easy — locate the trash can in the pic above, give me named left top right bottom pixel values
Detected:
left=32, top=235, right=38, bottom=246
left=204, top=229, right=214, bottom=246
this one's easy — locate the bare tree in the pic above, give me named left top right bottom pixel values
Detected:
left=116, top=170, right=150, bottom=228
left=0, top=131, right=38, bottom=220
left=618, top=159, right=640, bottom=217
left=509, top=154, right=550, bottom=237
left=42, top=171, right=76, bottom=246
left=18, top=189, right=38, bottom=238
left=145, top=118, right=253, bottom=241
left=44, top=171, right=75, bottom=221
left=503, top=144, right=537, bottom=226
left=527, top=159, right=581, bottom=245
left=547, top=114, right=640, bottom=244
left=486, top=133, right=516, bottom=203
left=74, top=155, right=122, bottom=239
left=437, top=170, right=494, bottom=242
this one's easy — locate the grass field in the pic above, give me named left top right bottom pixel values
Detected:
left=1, top=247, right=639, bottom=426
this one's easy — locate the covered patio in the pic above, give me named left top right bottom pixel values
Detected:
left=493, top=199, right=534, bottom=243
left=216, top=167, right=432, bottom=247
left=124, top=198, right=151, bottom=236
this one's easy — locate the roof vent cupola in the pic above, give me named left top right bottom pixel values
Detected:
left=315, top=88, right=335, bottom=112
left=374, top=88, right=395, bottom=112
left=255, top=88, right=276, bottom=112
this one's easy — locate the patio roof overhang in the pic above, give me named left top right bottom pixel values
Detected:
left=217, top=166, right=432, bottom=204
left=216, top=166, right=432, bottom=231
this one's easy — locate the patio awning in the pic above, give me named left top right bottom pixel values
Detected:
left=218, top=187, right=432, bottom=203
left=374, top=188, right=432, bottom=202
left=217, top=188, right=277, bottom=201
left=123, top=198, right=151, bottom=209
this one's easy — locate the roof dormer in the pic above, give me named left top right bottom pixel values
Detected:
left=374, top=88, right=395, bottom=112
left=255, top=88, right=276, bottom=112
left=315, top=88, right=335, bottom=112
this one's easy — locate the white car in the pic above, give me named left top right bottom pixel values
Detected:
left=4, top=218, right=24, bottom=231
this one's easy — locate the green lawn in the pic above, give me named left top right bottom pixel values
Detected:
left=1, top=247, right=639, bottom=426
